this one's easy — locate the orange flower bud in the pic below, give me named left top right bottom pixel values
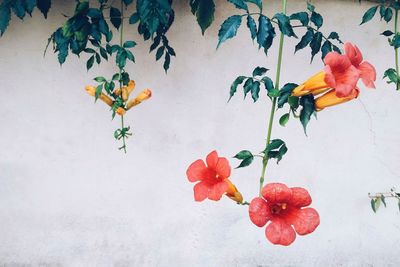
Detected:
left=226, top=180, right=243, bottom=204
left=116, top=107, right=126, bottom=116
left=122, top=86, right=129, bottom=101
left=114, top=88, right=121, bottom=96
left=315, top=88, right=359, bottom=111
left=292, top=71, right=330, bottom=97
left=126, top=89, right=152, bottom=110
left=127, top=80, right=135, bottom=94
left=85, top=85, right=113, bottom=107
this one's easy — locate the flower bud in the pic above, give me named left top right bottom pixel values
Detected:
left=226, top=179, right=243, bottom=204
left=126, top=89, right=152, bottom=110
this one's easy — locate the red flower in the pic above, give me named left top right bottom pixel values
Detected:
left=186, top=150, right=241, bottom=202
left=249, top=183, right=320, bottom=246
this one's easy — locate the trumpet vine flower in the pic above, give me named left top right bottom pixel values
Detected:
left=186, top=150, right=242, bottom=203
left=292, top=42, right=376, bottom=110
left=249, top=183, right=320, bottom=246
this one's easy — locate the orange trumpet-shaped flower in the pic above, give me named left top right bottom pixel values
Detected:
left=85, top=85, right=113, bottom=107
left=126, top=89, right=152, bottom=110
left=292, top=42, right=376, bottom=101
left=114, top=80, right=136, bottom=99
left=315, top=88, right=359, bottom=111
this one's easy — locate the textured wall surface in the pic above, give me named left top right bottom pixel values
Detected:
left=1, top=0, right=400, bottom=266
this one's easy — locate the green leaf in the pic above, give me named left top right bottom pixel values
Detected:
left=123, top=40, right=136, bottom=48
left=327, top=31, right=340, bottom=42
left=295, top=29, right=313, bottom=53
left=288, top=96, right=299, bottom=109
left=94, top=76, right=106, bottom=82
left=0, top=4, right=11, bottom=36
left=228, top=0, right=248, bottom=11
left=12, top=0, right=26, bottom=19
left=24, top=0, right=37, bottom=15
left=360, top=6, right=378, bottom=25
left=277, top=83, right=297, bottom=108
left=310, top=32, right=323, bottom=61
left=229, top=76, right=246, bottom=101
left=290, top=12, right=309, bottom=26
left=87, top=55, right=95, bottom=70
left=192, top=0, right=215, bottom=35
left=234, top=150, right=254, bottom=168
left=246, top=15, right=257, bottom=40
left=234, top=150, right=253, bottom=160
left=95, top=84, right=103, bottom=100
left=262, top=76, right=274, bottom=93
left=110, top=6, right=122, bottom=29
left=274, top=13, right=296, bottom=37
left=321, top=40, right=332, bottom=59
left=129, top=12, right=140, bottom=24
left=392, top=33, right=400, bottom=48
left=156, top=46, right=164, bottom=60
left=381, top=195, right=387, bottom=207
left=381, top=30, right=394, bottom=36
left=383, top=68, right=398, bottom=84
left=371, top=198, right=377, bottom=213
left=379, top=5, right=386, bottom=19
left=265, top=139, right=284, bottom=152
left=37, top=0, right=51, bottom=18
left=307, top=2, right=315, bottom=12
left=299, top=94, right=316, bottom=134
left=243, top=78, right=254, bottom=98
left=163, top=52, right=171, bottom=72
left=257, top=15, right=275, bottom=53
left=252, top=66, right=268, bottom=77
left=279, top=113, right=290, bottom=127
left=310, top=11, right=323, bottom=29
left=251, top=81, right=261, bottom=102
left=123, top=0, right=133, bottom=6
left=217, top=15, right=242, bottom=48
left=384, top=7, right=393, bottom=23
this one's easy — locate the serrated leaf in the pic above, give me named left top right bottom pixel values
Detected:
left=310, top=11, right=323, bottom=29
left=193, top=0, right=215, bottom=35
left=229, top=76, right=246, bottom=101
left=265, top=139, right=284, bottom=152
left=228, top=0, right=248, bottom=11
left=274, top=13, right=296, bottom=37
left=12, top=0, right=26, bottom=19
left=252, top=66, right=268, bottom=77
left=277, top=83, right=297, bottom=108
left=295, top=29, right=313, bottom=53
left=217, top=15, right=242, bottom=48
left=236, top=156, right=254, bottom=168
left=262, top=76, right=274, bottom=93
left=243, top=78, right=254, bottom=98
left=246, top=15, right=257, bottom=40
left=279, top=113, right=290, bottom=126
left=360, top=6, right=378, bottom=25
left=257, top=15, right=275, bottom=53
left=310, top=32, right=323, bottom=61
left=290, top=12, right=309, bottom=26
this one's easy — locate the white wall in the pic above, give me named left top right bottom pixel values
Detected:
left=1, top=0, right=400, bottom=266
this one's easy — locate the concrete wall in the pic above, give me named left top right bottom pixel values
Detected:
left=0, top=0, right=399, bottom=266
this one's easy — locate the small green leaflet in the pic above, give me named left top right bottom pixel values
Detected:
left=190, top=0, right=215, bottom=35
left=246, top=15, right=257, bottom=41
left=217, top=15, right=242, bottom=48
left=229, top=76, right=246, bottom=101
left=263, top=139, right=288, bottom=163
left=233, top=150, right=254, bottom=168
left=360, top=5, right=378, bottom=25
left=299, top=94, right=316, bottom=134
left=279, top=113, right=290, bottom=127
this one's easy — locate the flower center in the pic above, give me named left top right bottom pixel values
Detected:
left=271, top=203, right=287, bottom=215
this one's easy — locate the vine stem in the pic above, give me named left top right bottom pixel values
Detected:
left=119, top=0, right=127, bottom=153
left=395, top=9, right=399, bottom=90
left=258, top=0, right=287, bottom=196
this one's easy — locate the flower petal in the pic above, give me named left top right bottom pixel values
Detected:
left=261, top=183, right=292, bottom=204
left=324, top=52, right=352, bottom=73
left=206, top=150, right=218, bottom=169
left=186, top=159, right=208, bottom=182
left=315, top=88, right=359, bottom=111
left=265, top=218, right=296, bottom=246
left=334, top=65, right=360, bottom=98
left=249, top=197, right=272, bottom=227
left=358, top=61, right=376, bottom=88
left=208, top=181, right=229, bottom=201
left=287, top=208, right=320, bottom=236
left=193, top=182, right=209, bottom=202
left=344, top=42, right=363, bottom=66
left=215, top=157, right=231, bottom=178
left=289, top=187, right=312, bottom=207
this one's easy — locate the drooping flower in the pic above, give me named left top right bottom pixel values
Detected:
left=249, top=183, right=319, bottom=246
left=85, top=85, right=113, bottom=107
left=292, top=42, right=376, bottom=109
left=126, top=89, right=152, bottom=110
left=186, top=150, right=242, bottom=202
left=315, top=87, right=359, bottom=111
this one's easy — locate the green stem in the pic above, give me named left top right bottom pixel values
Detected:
left=119, top=0, right=127, bottom=153
left=259, top=0, right=287, bottom=195
left=395, top=9, right=399, bottom=90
